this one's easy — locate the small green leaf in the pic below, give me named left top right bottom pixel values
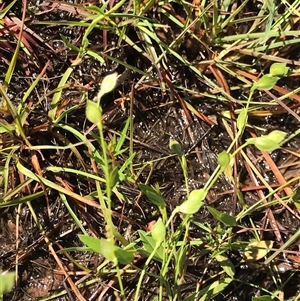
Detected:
left=269, top=62, right=289, bottom=77
left=99, top=239, right=134, bottom=265
left=177, top=247, right=187, bottom=276
left=114, top=248, right=135, bottom=265
left=198, top=278, right=232, bottom=301
left=215, top=254, right=235, bottom=278
left=139, top=183, right=166, bottom=208
left=78, top=234, right=102, bottom=253
left=169, top=138, right=188, bottom=171
left=151, top=218, right=166, bottom=245
left=221, top=110, right=231, bottom=119
left=115, top=117, right=130, bottom=153
left=292, top=187, right=300, bottom=209
left=78, top=235, right=134, bottom=265
left=183, top=278, right=232, bottom=301
left=169, top=138, right=184, bottom=157
left=207, top=206, right=236, bottom=226
left=109, top=166, right=119, bottom=189
left=99, top=72, right=118, bottom=96
left=247, top=136, right=280, bottom=152
left=86, top=49, right=105, bottom=65
left=179, top=189, right=206, bottom=214
left=86, top=100, right=102, bottom=124
left=251, top=74, right=279, bottom=91
left=60, top=34, right=79, bottom=52
left=244, top=240, right=273, bottom=262
left=0, top=270, right=15, bottom=294
left=217, top=151, right=230, bottom=172
left=78, top=235, right=116, bottom=263
left=237, top=108, right=248, bottom=132
left=267, top=130, right=286, bottom=144
left=138, top=230, right=164, bottom=261
left=97, top=239, right=118, bottom=265
left=0, top=122, right=15, bottom=133
left=246, top=130, right=285, bottom=152
left=252, top=296, right=272, bottom=301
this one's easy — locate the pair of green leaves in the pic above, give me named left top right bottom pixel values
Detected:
left=236, top=113, right=286, bottom=152
left=251, top=62, right=289, bottom=91
left=86, top=72, right=118, bottom=124
left=218, top=129, right=286, bottom=177
left=178, top=189, right=206, bottom=214
left=246, top=130, right=286, bottom=152
left=137, top=218, right=166, bottom=263
left=78, top=221, right=166, bottom=266
left=78, top=235, right=134, bottom=265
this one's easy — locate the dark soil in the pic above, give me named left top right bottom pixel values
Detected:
left=1, top=1, right=300, bottom=300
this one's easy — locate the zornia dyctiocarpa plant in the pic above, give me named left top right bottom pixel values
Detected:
left=82, top=73, right=131, bottom=253
left=85, top=72, right=119, bottom=233
left=77, top=63, right=293, bottom=301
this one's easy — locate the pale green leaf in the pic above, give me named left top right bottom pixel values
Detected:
left=138, top=230, right=164, bottom=261
left=179, top=189, right=206, bottom=214
left=199, top=278, right=232, bottom=301
left=221, top=110, right=231, bottom=119
left=99, top=72, right=118, bottom=96
left=244, top=240, right=274, bottom=262
left=78, top=234, right=102, bottom=253
left=151, top=218, right=166, bottom=245
left=78, top=235, right=134, bottom=265
left=215, top=254, right=235, bottom=278
left=252, top=74, right=278, bottom=91
left=78, top=235, right=116, bottom=263
left=86, top=100, right=102, bottom=124
left=98, top=239, right=118, bottom=265
left=246, top=136, right=280, bottom=152
left=252, top=296, right=272, bottom=301
left=169, top=138, right=187, bottom=173
left=292, top=187, right=300, bottom=210
left=269, top=62, right=289, bottom=77
left=109, top=166, right=119, bottom=189
left=218, top=151, right=230, bottom=172
left=207, top=206, right=236, bottom=226
left=169, top=138, right=184, bottom=157
left=139, top=183, right=166, bottom=207
left=237, top=108, right=248, bottom=132
left=114, top=247, right=135, bottom=265
left=183, top=278, right=232, bottom=301
left=0, top=270, right=15, bottom=295
left=267, top=130, right=286, bottom=144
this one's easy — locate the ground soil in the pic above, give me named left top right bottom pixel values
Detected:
left=1, top=1, right=300, bottom=300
